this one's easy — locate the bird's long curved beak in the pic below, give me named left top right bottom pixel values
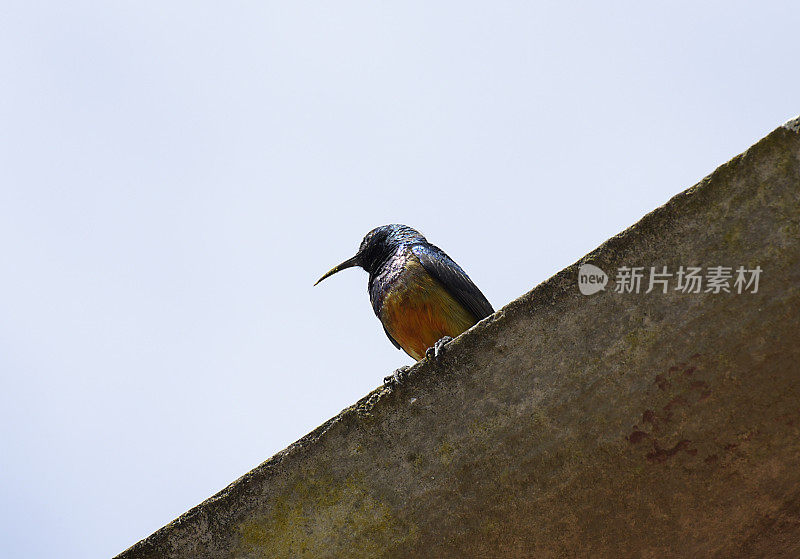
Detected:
left=314, top=255, right=360, bottom=285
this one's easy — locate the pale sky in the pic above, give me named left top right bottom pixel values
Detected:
left=1, top=2, right=798, bottom=557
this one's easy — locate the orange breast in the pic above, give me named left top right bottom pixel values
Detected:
left=380, top=258, right=477, bottom=360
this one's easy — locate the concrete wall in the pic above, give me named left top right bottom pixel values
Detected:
left=115, top=117, right=800, bottom=558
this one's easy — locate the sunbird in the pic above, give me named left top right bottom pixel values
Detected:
left=315, top=224, right=493, bottom=379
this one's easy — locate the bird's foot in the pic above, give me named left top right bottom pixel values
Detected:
left=425, top=336, right=453, bottom=360
left=384, top=365, right=411, bottom=385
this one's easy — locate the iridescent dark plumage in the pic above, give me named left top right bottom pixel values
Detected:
left=315, top=224, right=493, bottom=361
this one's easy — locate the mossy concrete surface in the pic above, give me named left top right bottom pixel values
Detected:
left=115, top=117, right=800, bottom=558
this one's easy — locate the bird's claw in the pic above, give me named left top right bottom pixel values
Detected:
left=384, top=365, right=411, bottom=385
left=385, top=337, right=452, bottom=385
left=425, top=336, right=453, bottom=360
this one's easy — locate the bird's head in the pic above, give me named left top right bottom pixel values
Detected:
left=315, top=224, right=425, bottom=285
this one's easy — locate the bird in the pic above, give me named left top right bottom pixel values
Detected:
left=315, top=224, right=493, bottom=380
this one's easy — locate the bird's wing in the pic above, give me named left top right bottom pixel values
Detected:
left=412, top=244, right=494, bottom=321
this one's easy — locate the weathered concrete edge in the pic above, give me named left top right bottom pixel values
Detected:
left=114, top=117, right=800, bottom=558
left=784, top=114, right=800, bottom=134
